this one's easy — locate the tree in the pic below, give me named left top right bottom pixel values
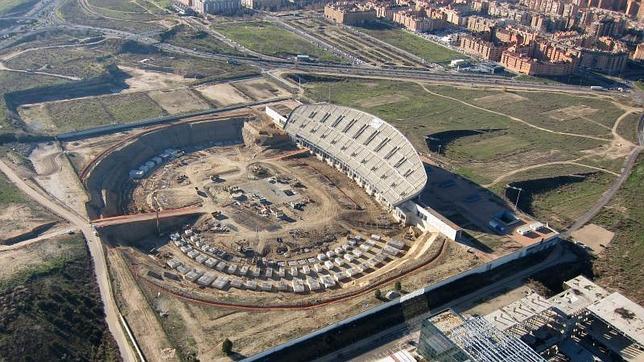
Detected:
left=374, top=289, right=382, bottom=299
left=394, top=281, right=402, bottom=291
left=222, top=338, right=233, bottom=355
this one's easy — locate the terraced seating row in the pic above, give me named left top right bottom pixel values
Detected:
left=165, top=232, right=408, bottom=293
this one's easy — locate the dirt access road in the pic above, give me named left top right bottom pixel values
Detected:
left=0, top=159, right=141, bottom=362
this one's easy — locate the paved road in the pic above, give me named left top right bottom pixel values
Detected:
left=316, top=242, right=572, bottom=361
left=0, top=159, right=141, bottom=362
left=563, top=115, right=644, bottom=237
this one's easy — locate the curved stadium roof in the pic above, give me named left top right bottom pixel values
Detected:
left=284, top=104, right=427, bottom=207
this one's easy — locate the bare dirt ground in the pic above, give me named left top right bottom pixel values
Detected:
left=136, top=240, right=479, bottom=361
left=195, top=83, right=252, bottom=106
left=63, top=131, right=131, bottom=172
left=29, top=142, right=88, bottom=213
left=121, top=66, right=192, bottom=93
left=18, top=103, right=55, bottom=133
left=147, top=88, right=211, bottom=114
left=108, top=249, right=178, bottom=361
left=0, top=204, right=56, bottom=241
left=545, top=105, right=599, bottom=121
left=0, top=234, right=77, bottom=281
left=570, top=223, right=614, bottom=254
left=474, top=92, right=527, bottom=107
left=131, top=142, right=392, bottom=261
left=232, top=78, right=291, bottom=101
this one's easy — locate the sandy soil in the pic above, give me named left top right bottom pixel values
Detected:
left=135, top=241, right=479, bottom=361
left=121, top=66, right=192, bottom=93
left=0, top=204, right=55, bottom=241
left=194, top=83, right=251, bottom=106
left=29, top=142, right=88, bottom=213
left=545, top=105, right=598, bottom=121
left=474, top=92, right=527, bottom=107
left=18, top=103, right=56, bottom=133
left=147, top=88, right=211, bottom=115
left=0, top=234, right=77, bottom=281
left=570, top=223, right=614, bottom=254
left=109, top=249, right=178, bottom=361
left=63, top=131, right=130, bottom=172
left=232, top=78, right=291, bottom=101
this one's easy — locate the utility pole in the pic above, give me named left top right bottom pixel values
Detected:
left=505, top=185, right=523, bottom=211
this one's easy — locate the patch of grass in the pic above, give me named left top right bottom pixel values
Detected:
left=59, top=0, right=165, bottom=34
left=592, top=155, right=644, bottom=304
left=88, top=0, right=145, bottom=12
left=447, top=134, right=531, bottom=161
left=5, top=46, right=110, bottom=79
left=300, top=77, right=629, bottom=188
left=426, top=86, right=623, bottom=137
left=357, top=22, right=462, bottom=64
left=161, top=25, right=240, bottom=56
left=45, top=92, right=167, bottom=132
left=114, top=49, right=258, bottom=81
left=0, top=236, right=120, bottom=361
left=635, top=81, right=644, bottom=91
left=0, top=172, right=26, bottom=206
left=0, top=71, right=69, bottom=133
left=86, top=0, right=160, bottom=21
left=509, top=171, right=614, bottom=229
left=616, top=112, right=642, bottom=145
left=213, top=20, right=344, bottom=62
left=0, top=0, right=37, bottom=16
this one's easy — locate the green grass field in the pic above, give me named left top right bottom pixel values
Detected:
left=498, top=168, right=614, bottom=229
left=45, top=92, right=167, bottom=132
left=592, top=156, right=644, bottom=304
left=0, top=71, right=69, bottom=133
left=300, top=76, right=627, bottom=195
left=0, top=172, right=26, bottom=206
left=213, top=20, right=344, bottom=62
left=59, top=0, right=165, bottom=34
left=357, top=24, right=462, bottom=64
left=616, top=112, right=642, bottom=144
left=425, top=86, right=624, bottom=138
left=5, top=47, right=109, bottom=79
left=161, top=25, right=241, bottom=56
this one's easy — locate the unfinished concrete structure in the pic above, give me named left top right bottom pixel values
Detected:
left=83, top=117, right=246, bottom=219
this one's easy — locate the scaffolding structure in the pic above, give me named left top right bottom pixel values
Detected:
left=448, top=317, right=546, bottom=362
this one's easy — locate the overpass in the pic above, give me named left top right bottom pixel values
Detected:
left=91, top=207, right=204, bottom=228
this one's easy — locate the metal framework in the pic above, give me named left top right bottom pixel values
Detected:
left=448, top=317, right=546, bottom=362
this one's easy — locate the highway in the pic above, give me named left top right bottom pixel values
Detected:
left=0, top=159, right=142, bottom=362
left=316, top=242, right=574, bottom=361
left=1, top=19, right=601, bottom=94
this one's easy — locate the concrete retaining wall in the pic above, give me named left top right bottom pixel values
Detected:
left=84, top=118, right=246, bottom=219
left=246, top=236, right=560, bottom=361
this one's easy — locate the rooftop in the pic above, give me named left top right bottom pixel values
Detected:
left=587, top=292, right=644, bottom=347
left=550, top=275, right=609, bottom=316
left=284, top=104, right=427, bottom=206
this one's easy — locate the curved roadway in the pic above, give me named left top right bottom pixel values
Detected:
left=0, top=159, right=140, bottom=362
